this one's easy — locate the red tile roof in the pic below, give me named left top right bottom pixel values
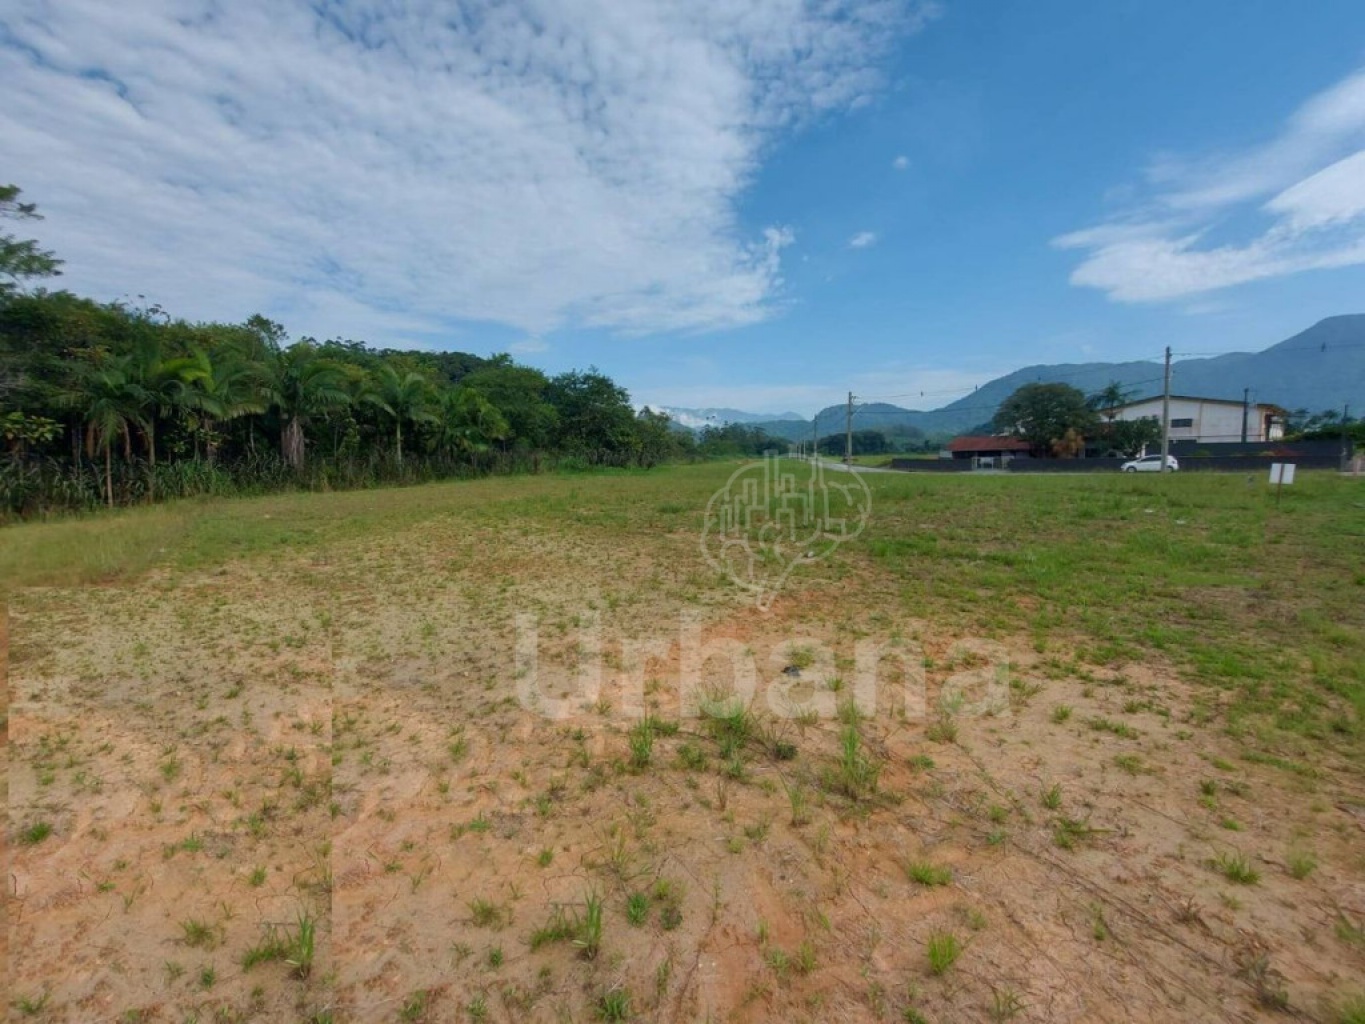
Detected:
left=946, top=435, right=1032, bottom=453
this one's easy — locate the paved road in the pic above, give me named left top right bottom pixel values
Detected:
left=808, top=457, right=901, bottom=474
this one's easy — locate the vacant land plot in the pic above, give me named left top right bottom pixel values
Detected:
left=4, top=464, right=1364, bottom=1023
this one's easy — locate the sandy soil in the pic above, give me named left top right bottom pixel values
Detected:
left=6, top=510, right=1364, bottom=1023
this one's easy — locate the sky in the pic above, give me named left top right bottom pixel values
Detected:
left=4, top=0, right=1365, bottom=417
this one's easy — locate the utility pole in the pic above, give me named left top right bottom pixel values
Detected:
left=845, top=392, right=855, bottom=466
left=1160, top=347, right=1172, bottom=467
left=1241, top=387, right=1250, bottom=443
left=1344, top=402, right=1352, bottom=470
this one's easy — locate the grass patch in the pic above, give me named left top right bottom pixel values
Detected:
left=1210, top=850, right=1260, bottom=885
left=926, top=931, right=961, bottom=975
left=902, top=860, right=953, bottom=887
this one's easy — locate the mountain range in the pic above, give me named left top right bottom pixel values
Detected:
left=643, top=406, right=805, bottom=430
left=706, top=315, right=1365, bottom=442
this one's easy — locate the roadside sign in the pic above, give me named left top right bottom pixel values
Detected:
left=1270, top=462, right=1296, bottom=506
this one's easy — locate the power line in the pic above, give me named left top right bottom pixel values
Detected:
left=851, top=376, right=1162, bottom=417
left=1173, top=340, right=1365, bottom=358
left=857, top=359, right=1169, bottom=403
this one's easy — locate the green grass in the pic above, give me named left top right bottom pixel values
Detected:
left=902, top=860, right=953, bottom=886
left=1210, top=850, right=1260, bottom=885
left=240, top=914, right=315, bottom=977
left=4, top=454, right=1364, bottom=1024
left=1336, top=994, right=1365, bottom=1024
left=179, top=918, right=218, bottom=949
left=596, top=987, right=632, bottom=1021
left=926, top=931, right=961, bottom=975
left=19, top=821, right=53, bottom=845
left=8, top=469, right=1358, bottom=836
left=4, top=464, right=1361, bottom=766
left=1287, top=850, right=1317, bottom=879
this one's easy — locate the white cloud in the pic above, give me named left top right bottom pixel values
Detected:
left=0, top=0, right=938, bottom=344
left=507, top=338, right=549, bottom=355
left=892, top=154, right=909, bottom=170
left=848, top=230, right=878, bottom=249
left=632, top=382, right=837, bottom=419
left=632, top=362, right=999, bottom=418
left=1057, top=67, right=1365, bottom=303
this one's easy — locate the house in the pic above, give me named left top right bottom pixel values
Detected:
left=943, top=435, right=1032, bottom=466
left=1108, top=395, right=1285, bottom=444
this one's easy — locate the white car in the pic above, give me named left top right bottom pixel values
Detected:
left=1121, top=454, right=1179, bottom=473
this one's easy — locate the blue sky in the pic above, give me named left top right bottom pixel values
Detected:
left=4, top=1, right=1365, bottom=416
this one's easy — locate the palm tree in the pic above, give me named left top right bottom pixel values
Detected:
left=1088, top=381, right=1133, bottom=423
left=122, top=329, right=207, bottom=469
left=262, top=342, right=351, bottom=471
left=437, top=386, right=509, bottom=458
left=66, top=357, right=148, bottom=507
left=365, top=364, right=435, bottom=467
left=174, top=348, right=267, bottom=462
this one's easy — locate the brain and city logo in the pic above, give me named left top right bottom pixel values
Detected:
left=701, top=453, right=873, bottom=610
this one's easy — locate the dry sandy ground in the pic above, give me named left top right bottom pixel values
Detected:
left=6, top=508, right=1365, bottom=1023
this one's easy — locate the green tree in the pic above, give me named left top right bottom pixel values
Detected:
left=1, top=185, right=62, bottom=298
left=634, top=408, right=690, bottom=467
left=817, top=429, right=889, bottom=456
left=1096, top=416, right=1162, bottom=457
left=262, top=342, right=351, bottom=470
left=365, top=364, right=435, bottom=466
left=124, top=321, right=208, bottom=470
left=65, top=356, right=148, bottom=507
left=1087, top=381, right=1134, bottom=422
left=436, top=386, right=510, bottom=457
left=174, top=345, right=267, bottom=461
left=993, top=383, right=1099, bottom=455
left=547, top=368, right=639, bottom=458
left=461, top=358, right=557, bottom=451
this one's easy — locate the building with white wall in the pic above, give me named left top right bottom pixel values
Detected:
left=1109, top=395, right=1284, bottom=444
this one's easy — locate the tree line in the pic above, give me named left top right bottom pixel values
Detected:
left=1, top=186, right=708, bottom=519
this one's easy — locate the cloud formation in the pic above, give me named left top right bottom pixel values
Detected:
left=848, top=230, right=878, bottom=249
left=1056, top=67, right=1365, bottom=303
left=0, top=0, right=937, bottom=343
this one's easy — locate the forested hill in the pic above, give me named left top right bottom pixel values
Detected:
left=753, top=315, right=1365, bottom=441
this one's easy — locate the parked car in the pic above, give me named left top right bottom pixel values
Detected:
left=1121, top=454, right=1179, bottom=473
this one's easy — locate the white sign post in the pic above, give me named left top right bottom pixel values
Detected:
left=1269, top=462, right=1296, bottom=505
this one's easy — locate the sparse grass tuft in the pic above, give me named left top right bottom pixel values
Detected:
left=13, top=991, right=50, bottom=1016
left=832, top=724, right=881, bottom=799
left=179, top=918, right=218, bottom=949
left=1287, top=850, right=1317, bottom=879
left=990, top=988, right=1025, bottom=1021
left=1088, top=717, right=1138, bottom=739
left=627, top=719, right=655, bottom=771
left=1210, top=850, right=1260, bottom=885
left=20, top=821, right=53, bottom=845
left=1052, top=816, right=1100, bottom=850
left=468, top=897, right=507, bottom=930
left=903, top=860, right=953, bottom=887
left=926, top=931, right=961, bottom=975
left=597, top=987, right=631, bottom=1022
left=626, top=891, right=650, bottom=926
left=1335, top=994, right=1365, bottom=1024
